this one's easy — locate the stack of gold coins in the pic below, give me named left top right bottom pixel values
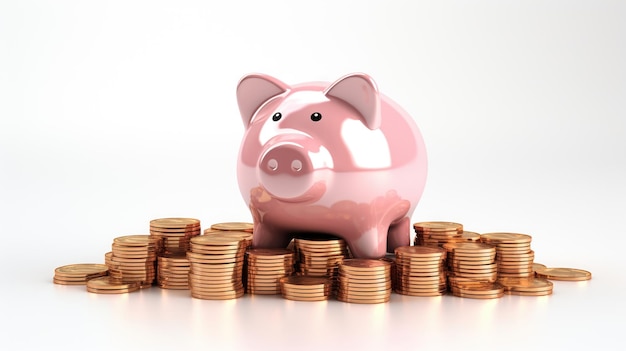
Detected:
left=246, top=248, right=295, bottom=295
left=210, top=222, right=254, bottom=233
left=480, top=233, right=534, bottom=279
left=53, top=264, right=109, bottom=285
left=394, top=246, right=447, bottom=297
left=413, top=221, right=463, bottom=247
left=86, top=276, right=140, bottom=294
left=534, top=267, right=592, bottom=281
left=279, top=275, right=332, bottom=301
left=336, top=259, right=392, bottom=304
left=109, top=235, right=159, bottom=288
left=498, top=277, right=554, bottom=296
left=293, top=235, right=349, bottom=293
left=379, top=254, right=397, bottom=290
left=447, top=280, right=505, bottom=299
left=444, top=242, right=504, bottom=299
left=444, top=242, right=498, bottom=282
left=204, top=230, right=254, bottom=288
left=104, top=252, right=113, bottom=267
left=187, top=235, right=248, bottom=300
left=157, top=254, right=190, bottom=290
left=149, top=218, right=201, bottom=256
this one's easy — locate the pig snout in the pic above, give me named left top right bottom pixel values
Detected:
left=259, top=143, right=315, bottom=200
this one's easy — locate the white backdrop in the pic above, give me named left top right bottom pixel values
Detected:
left=1, top=1, right=625, bottom=350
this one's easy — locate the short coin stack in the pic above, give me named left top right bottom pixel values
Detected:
left=414, top=221, right=464, bottom=247
left=443, top=242, right=503, bottom=299
left=444, top=242, right=498, bottom=282
left=109, top=235, right=159, bottom=288
left=246, top=248, right=295, bottom=295
left=279, top=275, right=332, bottom=301
left=293, top=236, right=349, bottom=293
left=498, top=277, right=553, bottom=296
left=53, top=264, right=108, bottom=285
left=150, top=218, right=201, bottom=256
left=86, top=276, right=140, bottom=294
left=394, top=246, right=447, bottom=297
left=187, top=235, right=248, bottom=300
left=448, top=280, right=505, bottom=299
left=157, top=254, right=191, bottom=290
left=480, top=233, right=534, bottom=279
left=337, top=259, right=392, bottom=304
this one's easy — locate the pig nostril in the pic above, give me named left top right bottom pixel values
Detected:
left=267, top=159, right=278, bottom=171
left=291, top=160, right=303, bottom=172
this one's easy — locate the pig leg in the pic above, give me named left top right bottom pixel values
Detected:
left=252, top=222, right=292, bottom=249
left=387, top=216, right=411, bottom=253
left=348, top=227, right=388, bottom=259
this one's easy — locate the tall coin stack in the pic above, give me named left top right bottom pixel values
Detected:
left=149, top=218, right=201, bottom=256
left=246, top=248, right=295, bottom=295
left=394, top=246, right=447, bottom=297
left=337, top=259, right=392, bottom=304
left=293, top=236, right=349, bottom=293
left=413, top=222, right=464, bottom=247
left=187, top=235, right=248, bottom=300
left=480, top=233, right=534, bottom=279
left=443, top=241, right=503, bottom=299
left=157, top=254, right=191, bottom=290
left=109, top=235, right=159, bottom=288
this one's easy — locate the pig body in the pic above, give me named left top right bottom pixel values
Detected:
left=236, top=73, right=427, bottom=258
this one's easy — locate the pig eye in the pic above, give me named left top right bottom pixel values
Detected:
left=272, top=112, right=282, bottom=121
left=311, top=112, right=322, bottom=121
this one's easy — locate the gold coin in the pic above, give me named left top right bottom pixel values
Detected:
left=86, top=287, right=140, bottom=294
left=204, top=231, right=253, bottom=240
left=336, top=295, right=390, bottom=304
left=443, top=242, right=496, bottom=253
left=498, top=272, right=534, bottom=278
left=190, top=235, right=244, bottom=246
left=340, top=259, right=391, bottom=271
left=504, top=290, right=553, bottom=296
left=158, top=285, right=190, bottom=290
left=394, top=245, right=446, bottom=257
left=191, top=290, right=244, bottom=300
left=395, top=290, right=444, bottom=297
left=413, top=221, right=463, bottom=232
left=532, top=263, right=547, bottom=272
left=54, top=264, right=109, bottom=277
left=282, top=294, right=329, bottom=302
left=534, top=267, right=592, bottom=281
left=210, top=222, right=254, bottom=232
left=480, top=232, right=532, bottom=243
left=113, top=235, right=159, bottom=246
left=460, top=231, right=481, bottom=242
left=86, top=276, right=140, bottom=290
left=53, top=278, right=91, bottom=285
left=449, top=259, right=495, bottom=267
left=498, top=277, right=553, bottom=292
left=451, top=292, right=504, bottom=299
left=150, top=217, right=200, bottom=228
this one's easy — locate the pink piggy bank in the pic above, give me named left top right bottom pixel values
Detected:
left=236, top=73, right=427, bottom=258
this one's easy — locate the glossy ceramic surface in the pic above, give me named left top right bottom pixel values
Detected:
left=236, top=73, right=427, bottom=258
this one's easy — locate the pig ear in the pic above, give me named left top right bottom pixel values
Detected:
left=237, top=73, right=290, bottom=128
left=324, top=73, right=381, bottom=130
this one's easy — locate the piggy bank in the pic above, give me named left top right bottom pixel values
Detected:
left=236, top=73, right=427, bottom=258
